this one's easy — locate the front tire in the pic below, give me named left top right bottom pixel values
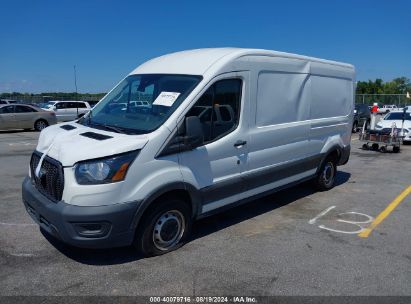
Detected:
left=313, top=156, right=337, bottom=191
left=134, top=198, right=192, bottom=257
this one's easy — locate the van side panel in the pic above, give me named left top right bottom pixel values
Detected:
left=309, top=69, right=354, bottom=156
left=245, top=68, right=317, bottom=191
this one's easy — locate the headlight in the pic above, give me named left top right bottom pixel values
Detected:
left=376, top=123, right=383, bottom=128
left=354, top=109, right=357, bottom=114
left=75, top=150, right=139, bottom=185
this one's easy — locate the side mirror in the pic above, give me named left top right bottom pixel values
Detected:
left=185, top=116, right=204, bottom=149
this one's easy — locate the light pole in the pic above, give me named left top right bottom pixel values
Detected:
left=73, top=65, right=78, bottom=96
left=74, top=65, right=79, bottom=116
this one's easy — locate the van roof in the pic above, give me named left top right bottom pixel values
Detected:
left=130, top=48, right=354, bottom=76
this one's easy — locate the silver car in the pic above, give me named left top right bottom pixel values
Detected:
left=0, top=104, right=57, bottom=131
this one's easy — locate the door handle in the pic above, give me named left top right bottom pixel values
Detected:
left=234, top=140, right=247, bottom=147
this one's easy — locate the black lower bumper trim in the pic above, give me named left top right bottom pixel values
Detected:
left=22, top=177, right=142, bottom=248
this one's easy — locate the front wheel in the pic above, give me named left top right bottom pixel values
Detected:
left=134, top=198, right=192, bottom=257
left=34, top=119, right=48, bottom=131
left=313, top=156, right=337, bottom=191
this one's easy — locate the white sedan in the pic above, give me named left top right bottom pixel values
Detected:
left=375, top=111, right=411, bottom=143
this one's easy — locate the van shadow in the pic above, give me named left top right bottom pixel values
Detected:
left=43, top=171, right=351, bottom=265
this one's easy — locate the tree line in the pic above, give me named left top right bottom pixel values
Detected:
left=356, top=77, right=410, bottom=95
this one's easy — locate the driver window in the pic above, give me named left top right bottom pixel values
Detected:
left=186, top=78, right=242, bottom=143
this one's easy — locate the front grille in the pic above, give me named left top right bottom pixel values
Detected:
left=30, top=152, right=64, bottom=202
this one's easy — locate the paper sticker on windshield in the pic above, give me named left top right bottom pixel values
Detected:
left=153, top=92, right=180, bottom=107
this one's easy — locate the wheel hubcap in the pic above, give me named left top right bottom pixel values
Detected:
left=37, top=121, right=47, bottom=130
left=322, top=162, right=335, bottom=186
left=153, top=210, right=185, bottom=251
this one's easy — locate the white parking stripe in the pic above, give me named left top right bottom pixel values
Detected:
left=309, top=206, right=336, bottom=225
left=0, top=222, right=36, bottom=227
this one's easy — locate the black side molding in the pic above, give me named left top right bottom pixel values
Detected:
left=80, top=132, right=113, bottom=141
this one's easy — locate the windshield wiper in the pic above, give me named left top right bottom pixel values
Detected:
left=88, top=121, right=126, bottom=134
left=100, top=124, right=126, bottom=134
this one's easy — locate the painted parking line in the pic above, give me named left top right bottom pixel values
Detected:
left=0, top=221, right=36, bottom=227
left=358, top=185, right=411, bottom=238
left=7, top=142, right=36, bottom=146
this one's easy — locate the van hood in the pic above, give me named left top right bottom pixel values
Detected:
left=36, top=123, right=149, bottom=166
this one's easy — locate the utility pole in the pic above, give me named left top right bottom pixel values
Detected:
left=73, top=65, right=78, bottom=96
left=74, top=65, right=79, bottom=117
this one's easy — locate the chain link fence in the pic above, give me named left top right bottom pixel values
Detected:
left=0, top=94, right=105, bottom=105
left=1, top=93, right=410, bottom=107
left=355, top=94, right=409, bottom=107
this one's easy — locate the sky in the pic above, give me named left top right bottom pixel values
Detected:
left=0, top=0, right=410, bottom=93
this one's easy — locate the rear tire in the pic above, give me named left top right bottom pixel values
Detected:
left=134, top=197, right=192, bottom=257
left=313, top=156, right=337, bottom=191
left=393, top=146, right=400, bottom=153
left=352, top=121, right=358, bottom=133
left=34, top=119, right=48, bottom=131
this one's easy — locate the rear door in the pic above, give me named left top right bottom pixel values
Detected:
left=179, top=72, right=249, bottom=214
left=0, top=105, right=17, bottom=129
left=66, top=102, right=80, bottom=120
left=245, top=72, right=315, bottom=192
left=14, top=105, right=36, bottom=128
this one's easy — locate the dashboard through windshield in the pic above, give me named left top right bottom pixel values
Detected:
left=79, top=74, right=202, bottom=134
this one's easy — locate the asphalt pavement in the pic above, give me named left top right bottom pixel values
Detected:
left=0, top=130, right=410, bottom=296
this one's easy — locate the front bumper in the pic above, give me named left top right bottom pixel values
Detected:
left=22, top=177, right=142, bottom=248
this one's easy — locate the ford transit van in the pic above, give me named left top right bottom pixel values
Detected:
left=22, top=48, right=354, bottom=256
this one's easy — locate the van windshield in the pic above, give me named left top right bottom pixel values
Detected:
left=79, top=74, right=202, bottom=134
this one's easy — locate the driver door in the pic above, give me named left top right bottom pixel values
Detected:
left=178, top=72, right=249, bottom=214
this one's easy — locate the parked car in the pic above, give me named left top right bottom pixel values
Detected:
left=0, top=99, right=17, bottom=105
left=22, top=48, right=354, bottom=256
left=375, top=111, right=411, bottom=144
left=42, top=100, right=91, bottom=122
left=377, top=104, right=398, bottom=114
left=353, top=104, right=370, bottom=132
left=0, top=104, right=57, bottom=131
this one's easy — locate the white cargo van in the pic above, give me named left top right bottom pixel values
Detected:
left=22, top=48, right=354, bottom=256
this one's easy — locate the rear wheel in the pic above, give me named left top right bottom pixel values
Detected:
left=364, top=120, right=369, bottom=130
left=352, top=121, right=358, bottom=133
left=34, top=119, right=48, bottom=131
left=393, top=146, right=400, bottom=153
left=134, top=197, right=192, bottom=257
left=313, top=156, right=337, bottom=191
